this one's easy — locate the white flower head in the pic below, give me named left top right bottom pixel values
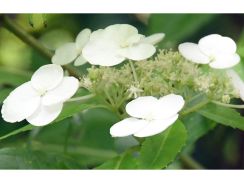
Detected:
left=226, top=69, right=244, bottom=101
left=179, top=34, right=240, bottom=69
left=1, top=64, right=79, bottom=126
left=110, top=94, right=185, bottom=138
left=52, top=28, right=91, bottom=66
left=82, top=24, right=165, bottom=66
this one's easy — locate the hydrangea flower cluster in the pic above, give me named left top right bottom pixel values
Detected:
left=1, top=24, right=243, bottom=138
left=82, top=50, right=238, bottom=106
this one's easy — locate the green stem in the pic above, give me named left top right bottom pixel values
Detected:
left=212, top=100, right=244, bottom=109
left=66, top=94, right=95, bottom=102
left=181, top=100, right=209, bottom=116
left=180, top=154, right=205, bottom=169
left=129, top=60, right=139, bottom=84
left=1, top=15, right=79, bottom=78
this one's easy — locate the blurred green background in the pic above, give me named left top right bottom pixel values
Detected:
left=0, top=14, right=243, bottom=169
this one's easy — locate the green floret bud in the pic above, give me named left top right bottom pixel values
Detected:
left=80, top=50, right=238, bottom=111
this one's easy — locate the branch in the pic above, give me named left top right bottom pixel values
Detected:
left=180, top=154, right=205, bottom=169
left=1, top=15, right=80, bottom=78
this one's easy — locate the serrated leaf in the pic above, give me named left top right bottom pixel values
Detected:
left=0, top=102, right=94, bottom=141
left=0, top=147, right=82, bottom=169
left=138, top=120, right=187, bottom=169
left=181, top=113, right=216, bottom=145
left=198, top=103, right=244, bottom=130
left=96, top=149, right=138, bottom=169
left=0, top=124, right=33, bottom=140
left=148, top=14, right=217, bottom=48
left=181, top=93, right=209, bottom=116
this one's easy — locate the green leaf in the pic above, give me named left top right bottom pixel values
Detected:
left=181, top=93, right=209, bottom=116
left=0, top=102, right=94, bottom=141
left=148, top=14, right=217, bottom=48
left=138, top=120, right=187, bottom=169
left=96, top=149, right=138, bottom=169
left=198, top=103, right=244, bottom=130
left=0, top=67, right=31, bottom=86
left=0, top=124, right=33, bottom=140
left=0, top=147, right=82, bottom=169
left=32, top=108, right=119, bottom=167
left=181, top=113, right=216, bottom=145
left=53, top=102, right=93, bottom=123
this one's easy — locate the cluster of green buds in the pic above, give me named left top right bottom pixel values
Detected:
left=81, top=50, right=239, bottom=113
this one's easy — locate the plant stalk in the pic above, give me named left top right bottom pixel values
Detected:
left=1, top=15, right=80, bottom=78
left=66, top=94, right=95, bottom=102
left=180, top=154, right=205, bottom=169
left=212, top=100, right=244, bottom=109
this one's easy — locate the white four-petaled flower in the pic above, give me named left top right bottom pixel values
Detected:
left=82, top=24, right=165, bottom=66
left=179, top=34, right=240, bottom=69
left=110, top=94, right=185, bottom=138
left=52, top=28, right=91, bottom=66
left=1, top=64, right=79, bottom=126
left=226, top=69, right=244, bottom=101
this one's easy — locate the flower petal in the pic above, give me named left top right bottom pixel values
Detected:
left=141, top=33, right=165, bottom=45
left=118, top=43, right=156, bottom=61
left=104, top=24, right=138, bottom=44
left=226, top=69, right=244, bottom=101
left=110, top=117, right=148, bottom=137
left=199, top=34, right=237, bottom=55
left=74, top=55, right=88, bottom=66
left=42, top=76, right=79, bottom=106
left=126, top=96, right=158, bottom=119
left=75, top=28, right=91, bottom=52
left=209, top=53, right=240, bottom=69
left=51, top=43, right=78, bottom=65
left=124, top=34, right=144, bottom=46
left=154, top=94, right=185, bottom=119
left=31, top=64, right=64, bottom=92
left=27, top=103, right=63, bottom=126
left=134, top=114, right=179, bottom=137
left=178, top=43, right=210, bottom=64
left=83, top=39, right=125, bottom=66
left=1, top=82, right=41, bottom=123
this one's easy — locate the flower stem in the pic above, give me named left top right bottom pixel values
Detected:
left=129, top=60, right=139, bottom=84
left=0, top=15, right=80, bottom=78
left=180, top=154, right=205, bottom=169
left=212, top=100, right=244, bottom=109
left=66, top=94, right=95, bottom=102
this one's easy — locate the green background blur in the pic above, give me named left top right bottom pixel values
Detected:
left=0, top=14, right=243, bottom=169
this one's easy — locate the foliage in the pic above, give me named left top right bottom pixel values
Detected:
left=0, top=14, right=244, bottom=169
